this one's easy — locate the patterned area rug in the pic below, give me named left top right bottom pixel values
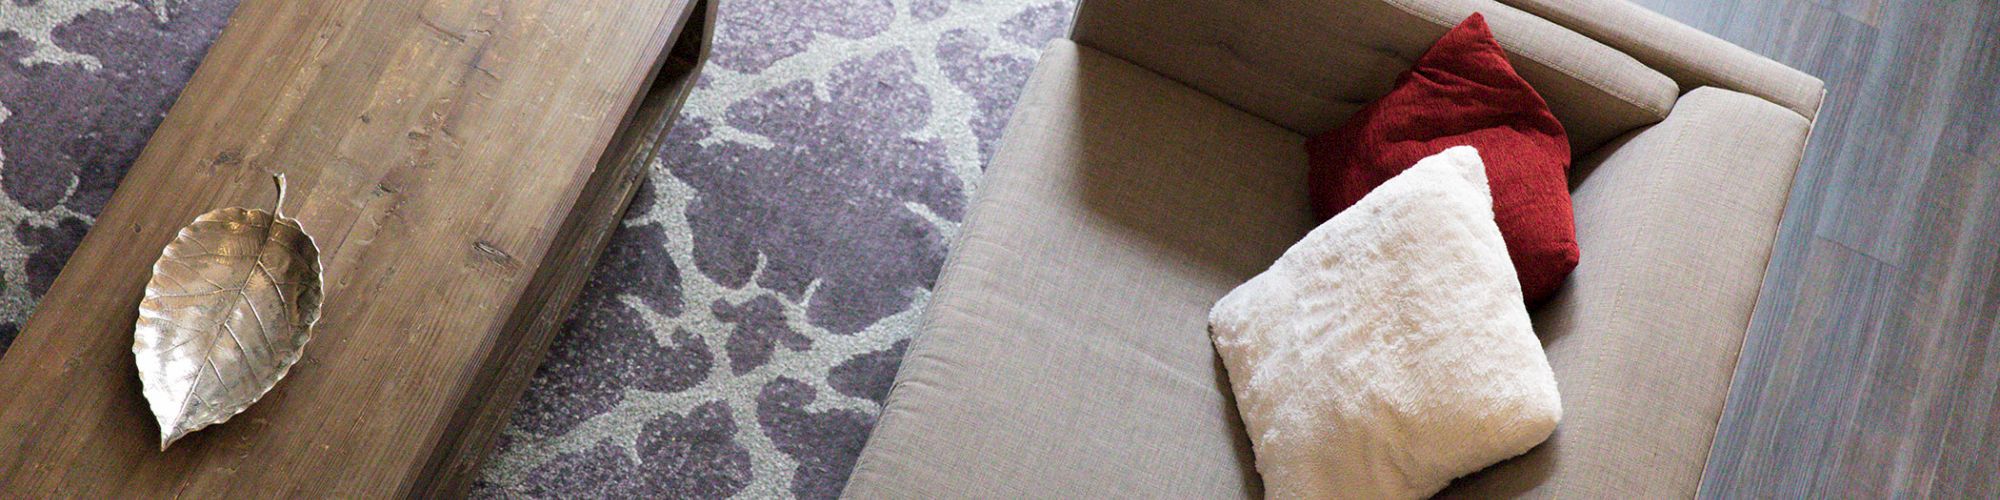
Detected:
left=0, top=0, right=1073, bottom=497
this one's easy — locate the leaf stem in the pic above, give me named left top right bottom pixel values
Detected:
left=273, top=172, right=288, bottom=218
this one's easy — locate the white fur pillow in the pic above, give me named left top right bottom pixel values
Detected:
left=1209, top=146, right=1560, bottom=499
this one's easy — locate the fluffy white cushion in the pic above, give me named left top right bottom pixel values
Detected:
left=1209, top=146, right=1560, bottom=499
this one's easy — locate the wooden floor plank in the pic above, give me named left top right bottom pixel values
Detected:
left=1623, top=0, right=2000, bottom=496
left=1806, top=0, right=1886, bottom=26
left=1810, top=0, right=1992, bottom=264
left=0, top=0, right=710, bottom=496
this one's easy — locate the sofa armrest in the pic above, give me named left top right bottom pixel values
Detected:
left=1444, top=86, right=1808, bottom=496
left=1070, top=0, right=1681, bottom=152
left=1495, top=0, right=1827, bottom=118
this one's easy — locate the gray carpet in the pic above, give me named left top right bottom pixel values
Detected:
left=0, top=0, right=1073, bottom=497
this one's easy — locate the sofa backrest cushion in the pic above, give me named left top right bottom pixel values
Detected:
left=1070, top=0, right=1679, bottom=153
left=1494, top=0, right=1825, bottom=118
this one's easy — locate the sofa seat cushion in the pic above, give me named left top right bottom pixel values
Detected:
left=842, top=39, right=1314, bottom=498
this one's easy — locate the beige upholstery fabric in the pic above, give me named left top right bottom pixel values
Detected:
left=848, top=4, right=1821, bottom=493
left=1496, top=0, right=1827, bottom=118
left=1070, top=0, right=1681, bottom=152
left=1442, top=87, right=1810, bottom=497
left=843, top=40, right=1310, bottom=498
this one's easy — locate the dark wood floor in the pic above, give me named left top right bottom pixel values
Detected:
left=1621, top=0, right=2000, bottom=496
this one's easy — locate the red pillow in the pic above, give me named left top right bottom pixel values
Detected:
left=1305, top=13, right=1578, bottom=304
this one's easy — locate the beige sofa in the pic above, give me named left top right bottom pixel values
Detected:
left=844, top=0, right=1822, bottom=497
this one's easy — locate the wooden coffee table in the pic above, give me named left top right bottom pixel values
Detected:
left=0, top=0, right=713, bottom=495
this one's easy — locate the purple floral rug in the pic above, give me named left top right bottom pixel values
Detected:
left=0, top=0, right=1073, bottom=497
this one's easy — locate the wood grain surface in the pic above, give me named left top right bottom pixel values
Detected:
left=1624, top=0, right=2000, bottom=496
left=0, top=0, right=711, bottom=496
